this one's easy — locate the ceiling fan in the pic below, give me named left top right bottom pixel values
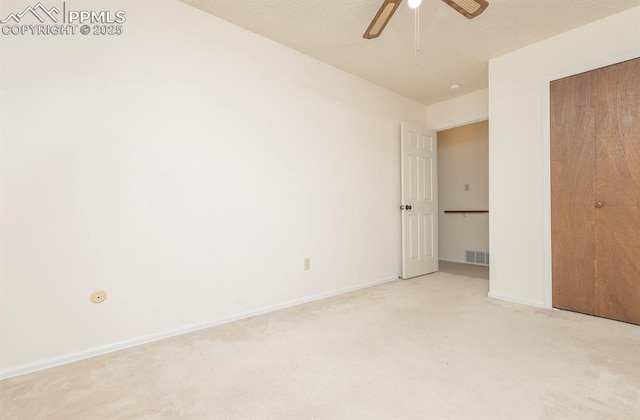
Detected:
left=363, top=0, right=489, bottom=39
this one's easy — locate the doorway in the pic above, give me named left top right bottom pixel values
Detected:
left=437, top=120, right=489, bottom=273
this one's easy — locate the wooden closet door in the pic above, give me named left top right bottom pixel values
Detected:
left=594, top=58, right=640, bottom=324
left=550, top=72, right=597, bottom=315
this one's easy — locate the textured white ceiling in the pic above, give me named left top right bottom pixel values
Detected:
left=180, top=0, right=640, bottom=105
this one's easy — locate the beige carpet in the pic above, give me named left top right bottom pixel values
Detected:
left=2, top=272, right=639, bottom=419
left=439, top=260, right=489, bottom=279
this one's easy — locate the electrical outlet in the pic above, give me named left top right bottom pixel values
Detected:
left=465, top=184, right=470, bottom=191
left=90, top=290, right=107, bottom=304
left=304, top=258, right=311, bottom=271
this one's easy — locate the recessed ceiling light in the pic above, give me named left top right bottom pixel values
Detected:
left=450, top=84, right=461, bottom=91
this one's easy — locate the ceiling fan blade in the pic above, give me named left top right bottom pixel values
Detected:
left=363, top=0, right=403, bottom=39
left=442, top=0, right=489, bottom=19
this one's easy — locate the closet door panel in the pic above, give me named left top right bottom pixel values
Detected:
left=550, top=72, right=597, bottom=314
left=595, top=58, right=640, bottom=324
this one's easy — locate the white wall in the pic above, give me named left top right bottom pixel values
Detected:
left=488, top=7, right=640, bottom=307
left=437, top=121, right=489, bottom=263
left=426, top=89, right=488, bottom=130
left=0, top=0, right=428, bottom=376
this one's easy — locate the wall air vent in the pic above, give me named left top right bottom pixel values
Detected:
left=465, top=250, right=489, bottom=266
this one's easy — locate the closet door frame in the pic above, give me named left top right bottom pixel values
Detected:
left=541, top=52, right=640, bottom=309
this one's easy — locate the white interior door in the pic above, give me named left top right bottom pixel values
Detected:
left=401, top=122, right=438, bottom=279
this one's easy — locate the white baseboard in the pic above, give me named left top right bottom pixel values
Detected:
left=487, top=292, right=547, bottom=309
left=0, top=275, right=400, bottom=380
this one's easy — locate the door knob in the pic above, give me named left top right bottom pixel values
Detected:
left=406, top=205, right=412, bottom=210
left=595, top=201, right=604, bottom=208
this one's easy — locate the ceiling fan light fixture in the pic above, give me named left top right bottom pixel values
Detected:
left=363, top=0, right=403, bottom=39
left=408, top=0, right=422, bottom=9
left=441, top=0, right=489, bottom=19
